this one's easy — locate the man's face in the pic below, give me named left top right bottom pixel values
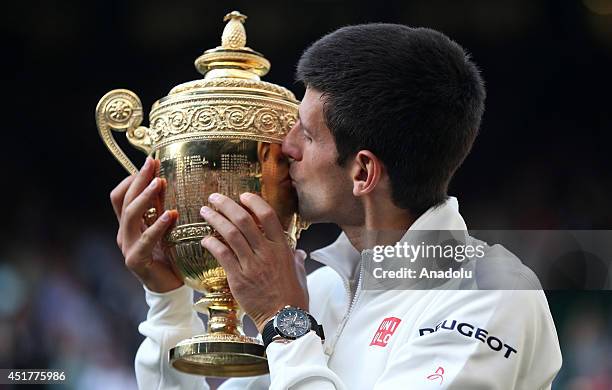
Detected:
left=282, top=88, right=363, bottom=225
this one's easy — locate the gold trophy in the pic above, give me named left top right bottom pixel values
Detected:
left=95, top=11, right=306, bottom=377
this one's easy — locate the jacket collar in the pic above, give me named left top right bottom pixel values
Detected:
left=309, top=196, right=467, bottom=283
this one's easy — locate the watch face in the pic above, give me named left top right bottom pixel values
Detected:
left=275, top=308, right=311, bottom=339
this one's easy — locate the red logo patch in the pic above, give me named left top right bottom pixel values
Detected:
left=370, top=317, right=402, bottom=347
left=426, top=366, right=445, bottom=385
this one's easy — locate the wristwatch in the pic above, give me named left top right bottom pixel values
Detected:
left=262, top=306, right=325, bottom=349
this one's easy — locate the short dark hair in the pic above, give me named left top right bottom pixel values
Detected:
left=296, top=24, right=485, bottom=213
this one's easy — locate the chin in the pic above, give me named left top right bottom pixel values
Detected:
left=297, top=202, right=330, bottom=224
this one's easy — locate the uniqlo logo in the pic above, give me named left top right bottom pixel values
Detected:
left=370, top=317, right=402, bottom=347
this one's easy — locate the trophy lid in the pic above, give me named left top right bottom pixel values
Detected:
left=163, top=11, right=296, bottom=102
left=136, top=10, right=299, bottom=148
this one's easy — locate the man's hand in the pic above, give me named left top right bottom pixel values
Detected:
left=111, top=157, right=182, bottom=293
left=200, top=192, right=309, bottom=333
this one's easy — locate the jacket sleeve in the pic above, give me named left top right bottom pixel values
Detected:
left=135, top=285, right=271, bottom=390
left=135, top=285, right=209, bottom=390
left=263, top=290, right=561, bottom=390
left=265, top=332, right=345, bottom=390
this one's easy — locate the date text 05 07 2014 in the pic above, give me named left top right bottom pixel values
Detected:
left=1, top=369, right=67, bottom=384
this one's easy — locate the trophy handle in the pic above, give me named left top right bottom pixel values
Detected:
left=95, top=89, right=153, bottom=175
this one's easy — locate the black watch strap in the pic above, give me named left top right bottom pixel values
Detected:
left=262, top=319, right=278, bottom=349
left=262, top=312, right=325, bottom=349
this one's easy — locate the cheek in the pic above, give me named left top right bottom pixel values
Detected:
left=316, top=165, right=349, bottom=196
left=307, top=146, right=334, bottom=168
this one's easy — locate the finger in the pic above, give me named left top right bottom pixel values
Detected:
left=153, top=159, right=164, bottom=215
left=122, top=157, right=155, bottom=214
left=200, top=205, right=255, bottom=261
left=110, top=175, right=135, bottom=222
left=138, top=173, right=165, bottom=234
left=128, top=210, right=177, bottom=269
left=201, top=235, right=242, bottom=276
left=122, top=177, right=165, bottom=243
left=138, top=175, right=166, bottom=232
left=153, top=176, right=167, bottom=219
left=239, top=192, right=285, bottom=243
left=154, top=159, right=163, bottom=215
left=208, top=193, right=264, bottom=249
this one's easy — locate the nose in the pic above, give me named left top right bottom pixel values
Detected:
left=282, top=120, right=302, bottom=162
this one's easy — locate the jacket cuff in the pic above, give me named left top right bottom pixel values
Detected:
left=267, top=331, right=340, bottom=388
left=143, top=284, right=196, bottom=326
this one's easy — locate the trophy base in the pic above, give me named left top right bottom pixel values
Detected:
left=169, top=333, right=268, bottom=377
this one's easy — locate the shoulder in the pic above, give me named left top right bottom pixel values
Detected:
left=417, top=289, right=554, bottom=331
left=466, top=236, right=543, bottom=289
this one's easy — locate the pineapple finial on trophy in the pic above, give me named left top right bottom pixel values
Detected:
left=194, top=10, right=270, bottom=79
left=222, top=11, right=247, bottom=49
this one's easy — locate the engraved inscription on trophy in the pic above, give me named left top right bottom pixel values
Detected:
left=158, top=140, right=260, bottom=225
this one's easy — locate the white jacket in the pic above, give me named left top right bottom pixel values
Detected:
left=135, top=197, right=562, bottom=389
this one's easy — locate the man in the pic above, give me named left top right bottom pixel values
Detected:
left=111, top=24, right=562, bottom=389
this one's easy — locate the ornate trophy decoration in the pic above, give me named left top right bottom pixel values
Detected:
left=95, top=11, right=306, bottom=377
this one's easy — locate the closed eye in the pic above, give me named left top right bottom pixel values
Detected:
left=302, top=127, right=313, bottom=142
left=298, top=115, right=314, bottom=142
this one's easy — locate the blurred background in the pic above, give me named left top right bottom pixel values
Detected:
left=1, top=0, right=611, bottom=388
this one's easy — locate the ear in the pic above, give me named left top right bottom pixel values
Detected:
left=257, top=142, right=270, bottom=163
left=350, top=150, right=383, bottom=197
